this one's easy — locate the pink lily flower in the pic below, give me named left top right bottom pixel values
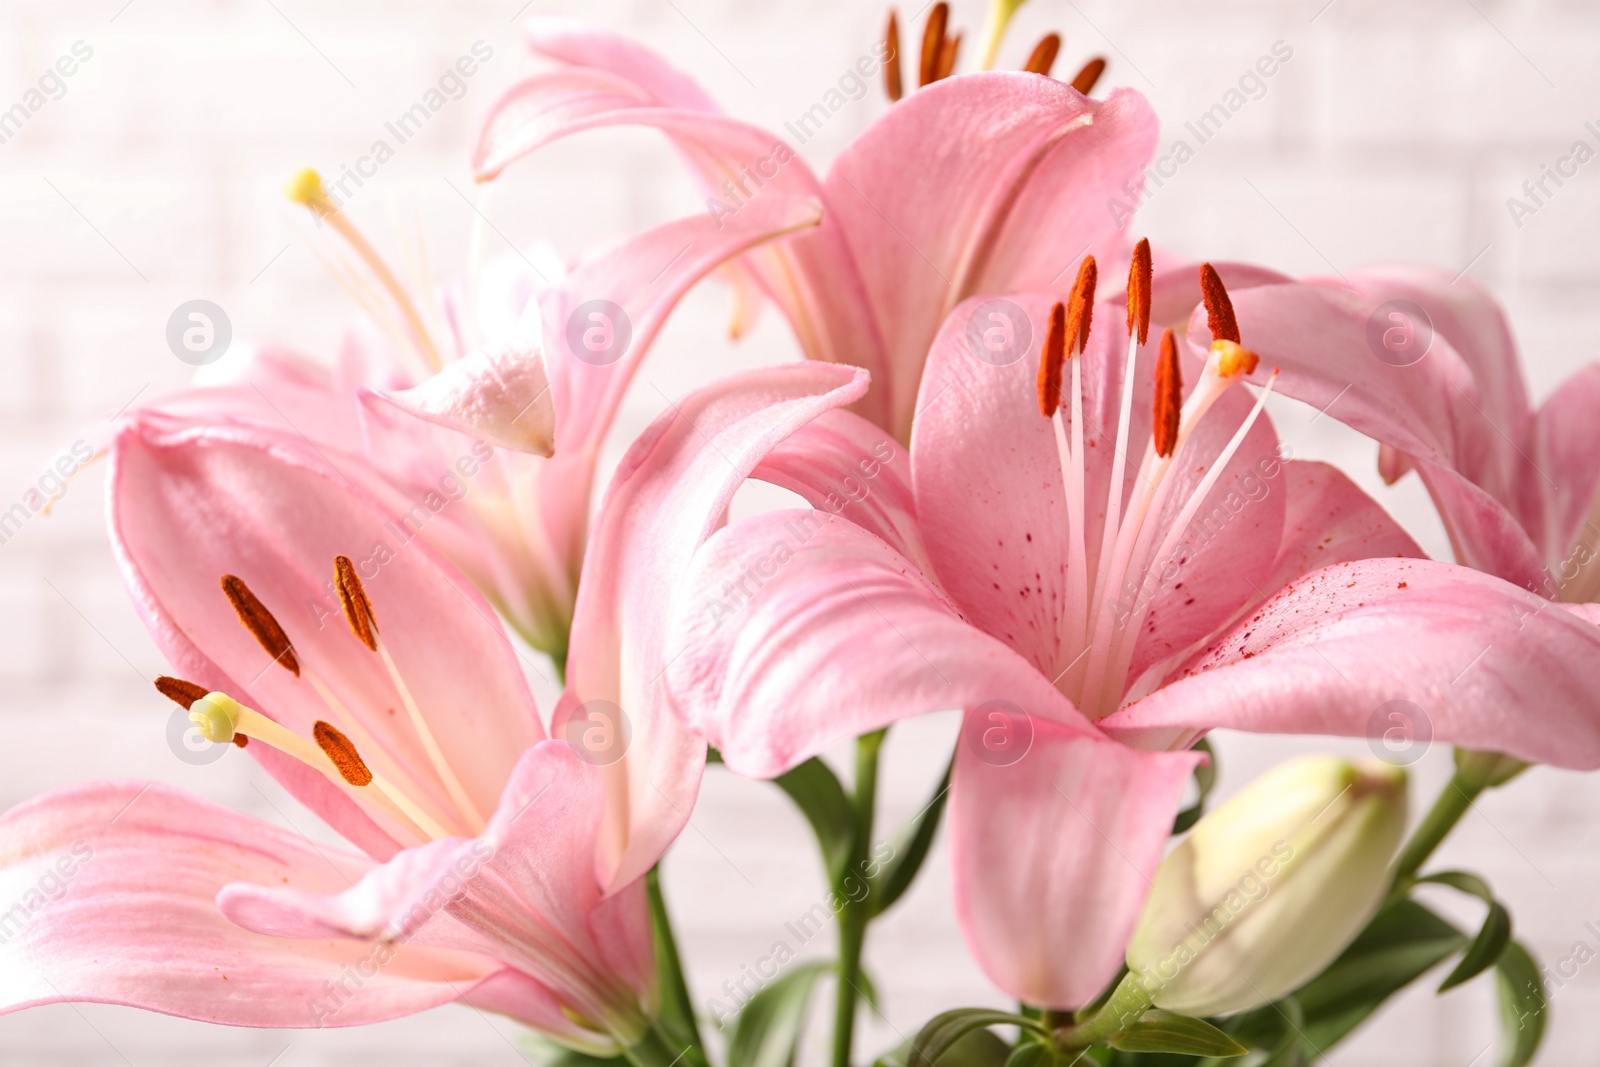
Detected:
left=142, top=169, right=823, bottom=658
left=0, top=416, right=686, bottom=1054
left=472, top=17, right=1156, bottom=441
left=1174, top=265, right=1600, bottom=602
left=603, top=254, right=1600, bottom=1008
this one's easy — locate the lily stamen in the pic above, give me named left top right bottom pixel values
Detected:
left=335, top=556, right=488, bottom=830
left=177, top=688, right=452, bottom=840
left=919, top=3, right=949, bottom=87
left=221, top=572, right=456, bottom=824
left=1023, top=34, right=1061, bottom=76
left=286, top=167, right=444, bottom=374
left=1037, top=261, right=1279, bottom=715
left=1070, top=57, right=1107, bottom=95
left=884, top=10, right=903, bottom=101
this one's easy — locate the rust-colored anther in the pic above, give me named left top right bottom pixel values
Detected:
left=1063, top=255, right=1098, bottom=355
left=935, top=31, right=961, bottom=81
left=1070, top=57, right=1107, bottom=95
left=884, top=10, right=904, bottom=101
left=313, top=720, right=373, bottom=787
left=1023, top=33, right=1061, bottom=76
left=1126, top=237, right=1152, bottom=345
left=1198, top=262, right=1241, bottom=344
left=155, top=675, right=209, bottom=710
left=221, top=574, right=300, bottom=676
left=919, top=2, right=949, bottom=87
left=232, top=734, right=250, bottom=748
left=334, top=555, right=379, bottom=652
left=1153, top=329, right=1183, bottom=458
left=1037, top=301, right=1067, bottom=418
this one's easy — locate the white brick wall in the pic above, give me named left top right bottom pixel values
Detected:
left=3, top=0, right=1599, bottom=1063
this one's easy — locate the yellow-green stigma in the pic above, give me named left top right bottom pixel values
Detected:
left=189, top=692, right=242, bottom=744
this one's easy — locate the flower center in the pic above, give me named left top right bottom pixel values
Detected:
left=1037, top=250, right=1278, bottom=718
left=155, top=560, right=487, bottom=844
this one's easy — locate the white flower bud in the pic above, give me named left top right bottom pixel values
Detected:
left=1125, top=755, right=1408, bottom=1016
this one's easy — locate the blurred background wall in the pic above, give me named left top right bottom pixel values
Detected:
left=2, top=0, right=1599, bottom=1063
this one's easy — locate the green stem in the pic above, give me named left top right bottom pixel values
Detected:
left=1057, top=971, right=1155, bottom=1050
left=832, top=730, right=886, bottom=1067
left=621, top=1024, right=693, bottom=1067
left=1391, top=771, right=1485, bottom=890
left=647, top=866, right=706, bottom=1060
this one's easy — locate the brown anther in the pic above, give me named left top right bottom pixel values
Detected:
left=1153, top=329, right=1183, bottom=458
left=313, top=720, right=373, bottom=787
left=884, top=10, right=903, bottom=102
left=1037, top=301, right=1066, bottom=418
left=1070, top=57, right=1107, bottom=95
left=221, top=574, right=300, bottom=676
left=935, top=31, right=961, bottom=81
left=334, top=555, right=378, bottom=652
left=1198, top=262, right=1241, bottom=344
left=232, top=734, right=250, bottom=748
left=155, top=675, right=208, bottom=710
left=1126, top=237, right=1152, bottom=345
left=919, top=2, right=949, bottom=87
left=1023, top=33, right=1060, bottom=76
left=1063, top=255, right=1098, bottom=355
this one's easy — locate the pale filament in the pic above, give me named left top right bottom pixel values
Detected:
left=375, top=636, right=489, bottom=831
left=1051, top=343, right=1269, bottom=718
left=302, top=670, right=467, bottom=840
left=193, top=694, right=452, bottom=841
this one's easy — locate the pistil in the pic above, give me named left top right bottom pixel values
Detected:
left=286, top=167, right=444, bottom=374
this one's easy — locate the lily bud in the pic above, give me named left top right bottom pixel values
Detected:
left=1125, top=755, right=1408, bottom=1016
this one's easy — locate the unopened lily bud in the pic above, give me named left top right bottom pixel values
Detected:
left=1125, top=755, right=1408, bottom=1016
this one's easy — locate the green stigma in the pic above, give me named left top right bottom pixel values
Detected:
left=189, top=692, right=241, bottom=744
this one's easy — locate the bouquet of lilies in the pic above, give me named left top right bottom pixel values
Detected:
left=5, top=6, right=1598, bottom=1066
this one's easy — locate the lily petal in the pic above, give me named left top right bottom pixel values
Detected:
left=1101, top=557, right=1600, bottom=768
left=752, top=408, right=929, bottom=571
left=0, top=781, right=493, bottom=1026
left=952, top=722, right=1200, bottom=1008
left=668, top=510, right=1094, bottom=778
left=110, top=420, right=545, bottom=850
left=219, top=741, right=653, bottom=1043
left=563, top=363, right=870, bottom=889
left=827, top=77, right=1156, bottom=435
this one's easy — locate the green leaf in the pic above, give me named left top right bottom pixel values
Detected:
left=1171, top=738, right=1217, bottom=835
left=1415, top=869, right=1494, bottom=903
left=1439, top=899, right=1512, bottom=992
left=1413, top=871, right=1513, bottom=991
left=901, top=1008, right=1048, bottom=1067
left=772, top=757, right=855, bottom=883
left=1495, top=941, right=1546, bottom=1067
left=1107, top=1010, right=1246, bottom=1057
left=869, top=760, right=952, bottom=917
left=1003, top=1043, right=1059, bottom=1066
left=1198, top=998, right=1305, bottom=1067
left=877, top=1026, right=1016, bottom=1067
left=1293, top=898, right=1467, bottom=1052
left=726, top=961, right=832, bottom=1067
